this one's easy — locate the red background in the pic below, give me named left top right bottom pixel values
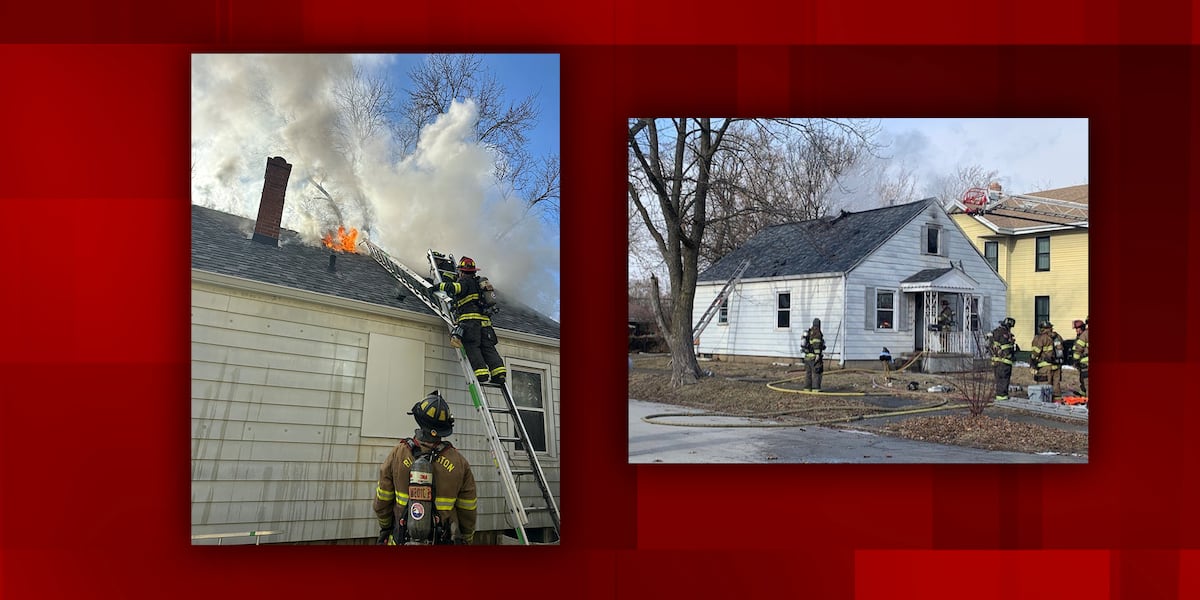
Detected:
left=1, top=1, right=1198, bottom=598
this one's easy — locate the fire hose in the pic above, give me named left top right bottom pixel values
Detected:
left=640, top=399, right=969, bottom=428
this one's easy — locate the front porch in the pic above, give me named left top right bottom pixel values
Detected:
left=901, top=265, right=990, bottom=360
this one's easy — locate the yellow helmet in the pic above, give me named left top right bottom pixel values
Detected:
left=409, top=391, right=455, bottom=437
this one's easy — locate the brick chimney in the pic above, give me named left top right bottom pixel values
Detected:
left=252, top=156, right=293, bottom=246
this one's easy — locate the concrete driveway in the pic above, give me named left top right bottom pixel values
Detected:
left=629, top=399, right=1087, bottom=464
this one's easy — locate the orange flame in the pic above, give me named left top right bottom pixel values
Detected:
left=322, top=226, right=359, bottom=253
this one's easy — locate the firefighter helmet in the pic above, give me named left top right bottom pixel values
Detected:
left=1072, top=319, right=1086, bottom=330
left=1039, top=321, right=1053, bottom=330
left=409, top=391, right=455, bottom=438
left=457, top=257, right=478, bottom=273
left=1002, top=317, right=1015, bottom=329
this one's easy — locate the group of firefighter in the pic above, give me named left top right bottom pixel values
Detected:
left=988, top=315, right=1089, bottom=403
left=370, top=255, right=511, bottom=546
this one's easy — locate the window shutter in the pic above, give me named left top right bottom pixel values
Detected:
left=921, top=225, right=929, bottom=254
left=865, top=287, right=875, bottom=330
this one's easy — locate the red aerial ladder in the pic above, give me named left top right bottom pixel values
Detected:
left=961, top=182, right=1088, bottom=224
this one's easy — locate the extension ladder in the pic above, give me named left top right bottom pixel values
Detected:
left=693, top=258, right=750, bottom=346
left=361, top=240, right=560, bottom=544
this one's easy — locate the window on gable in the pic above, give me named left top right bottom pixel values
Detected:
left=984, top=241, right=998, bottom=272
left=1035, top=236, right=1050, bottom=272
left=876, top=290, right=895, bottom=329
left=925, top=225, right=942, bottom=255
left=717, top=297, right=728, bottom=325
left=777, top=292, right=790, bottom=328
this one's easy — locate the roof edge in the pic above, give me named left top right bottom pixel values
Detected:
left=192, top=269, right=560, bottom=347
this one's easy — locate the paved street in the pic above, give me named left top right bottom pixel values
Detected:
left=629, top=399, right=1087, bottom=464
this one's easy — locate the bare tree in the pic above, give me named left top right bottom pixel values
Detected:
left=926, top=164, right=999, bottom=208
left=331, top=66, right=396, bottom=162
left=874, top=162, right=919, bottom=207
left=399, top=54, right=559, bottom=219
left=629, top=118, right=881, bottom=387
left=700, top=121, right=877, bottom=269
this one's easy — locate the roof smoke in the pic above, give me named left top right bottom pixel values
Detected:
left=191, top=54, right=559, bottom=319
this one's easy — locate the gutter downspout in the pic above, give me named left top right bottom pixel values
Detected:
left=840, top=273, right=847, bottom=367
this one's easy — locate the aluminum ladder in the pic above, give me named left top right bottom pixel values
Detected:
left=361, top=240, right=560, bottom=544
left=692, top=258, right=751, bottom=346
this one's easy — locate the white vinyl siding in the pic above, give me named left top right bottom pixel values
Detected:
left=845, top=204, right=1005, bottom=360
left=694, top=203, right=1006, bottom=363
left=191, top=279, right=560, bottom=543
left=693, top=276, right=843, bottom=359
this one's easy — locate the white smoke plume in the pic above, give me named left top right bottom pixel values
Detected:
left=191, top=54, right=559, bottom=320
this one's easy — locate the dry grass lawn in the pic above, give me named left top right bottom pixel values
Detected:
left=629, top=353, right=1088, bottom=456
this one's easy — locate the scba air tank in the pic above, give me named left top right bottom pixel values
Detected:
left=404, top=452, right=436, bottom=544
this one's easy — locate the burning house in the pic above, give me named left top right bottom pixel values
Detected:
left=191, top=157, right=561, bottom=544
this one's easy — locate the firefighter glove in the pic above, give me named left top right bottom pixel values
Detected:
left=450, top=336, right=463, bottom=349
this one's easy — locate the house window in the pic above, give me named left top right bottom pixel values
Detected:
left=984, top=241, right=998, bottom=272
left=717, top=297, right=728, bottom=325
left=1034, top=296, right=1050, bottom=336
left=776, top=292, right=790, bottom=328
left=925, top=225, right=942, bottom=255
left=1035, top=236, right=1050, bottom=272
left=968, top=297, right=981, bottom=331
left=875, top=289, right=895, bottom=329
left=510, top=363, right=552, bottom=454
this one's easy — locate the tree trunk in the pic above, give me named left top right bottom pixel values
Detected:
left=650, top=274, right=702, bottom=386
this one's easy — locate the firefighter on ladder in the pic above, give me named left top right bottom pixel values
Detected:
left=437, top=257, right=507, bottom=385
left=373, top=391, right=477, bottom=545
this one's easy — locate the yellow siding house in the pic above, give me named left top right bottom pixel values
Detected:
left=950, top=185, right=1089, bottom=343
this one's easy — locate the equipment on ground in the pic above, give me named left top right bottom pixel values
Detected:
left=361, top=241, right=560, bottom=545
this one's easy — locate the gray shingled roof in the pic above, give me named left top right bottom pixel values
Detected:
left=901, top=267, right=954, bottom=283
left=191, top=204, right=559, bottom=340
left=699, top=198, right=936, bottom=282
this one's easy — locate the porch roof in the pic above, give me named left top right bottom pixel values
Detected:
left=899, top=266, right=979, bottom=292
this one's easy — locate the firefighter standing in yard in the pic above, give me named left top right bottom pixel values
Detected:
left=989, top=317, right=1017, bottom=401
left=802, top=318, right=826, bottom=391
left=437, top=257, right=507, bottom=385
left=373, top=391, right=477, bottom=545
left=1030, top=321, right=1065, bottom=400
left=1072, top=317, right=1089, bottom=396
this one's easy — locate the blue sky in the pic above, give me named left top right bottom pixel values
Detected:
left=874, top=118, right=1088, bottom=196
left=357, top=53, right=560, bottom=169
